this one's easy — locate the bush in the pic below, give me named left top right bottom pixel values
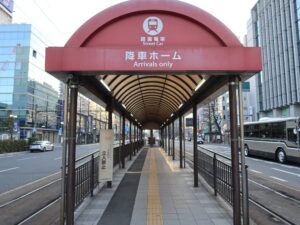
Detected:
left=0, top=140, right=28, bottom=153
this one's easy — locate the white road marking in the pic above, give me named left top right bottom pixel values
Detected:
left=250, top=169, right=262, bottom=174
left=264, top=161, right=275, bottom=165
left=18, top=157, right=39, bottom=161
left=270, top=176, right=287, bottom=182
left=272, top=168, right=300, bottom=177
left=54, top=157, right=62, bottom=160
left=280, top=164, right=300, bottom=170
left=0, top=167, right=19, bottom=173
left=249, top=158, right=261, bottom=162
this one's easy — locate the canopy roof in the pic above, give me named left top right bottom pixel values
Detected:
left=45, top=0, right=261, bottom=128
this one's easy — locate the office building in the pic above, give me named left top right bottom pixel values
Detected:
left=0, top=0, right=13, bottom=24
left=0, top=24, right=60, bottom=141
left=248, top=0, right=300, bottom=118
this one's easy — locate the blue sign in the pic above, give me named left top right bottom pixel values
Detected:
left=0, top=0, right=14, bottom=13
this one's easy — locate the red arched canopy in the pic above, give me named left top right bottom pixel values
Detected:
left=45, top=0, right=261, bottom=128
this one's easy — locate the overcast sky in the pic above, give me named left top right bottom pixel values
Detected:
left=12, top=0, right=257, bottom=45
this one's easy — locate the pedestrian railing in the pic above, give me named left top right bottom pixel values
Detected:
left=198, top=147, right=247, bottom=206
left=73, top=141, right=143, bottom=209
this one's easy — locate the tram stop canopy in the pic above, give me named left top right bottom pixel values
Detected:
left=45, top=0, right=261, bottom=129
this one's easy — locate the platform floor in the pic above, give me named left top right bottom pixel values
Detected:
left=75, top=147, right=233, bottom=225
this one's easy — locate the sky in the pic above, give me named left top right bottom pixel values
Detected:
left=12, top=0, right=257, bottom=46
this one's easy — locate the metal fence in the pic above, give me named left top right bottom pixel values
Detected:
left=198, top=148, right=246, bottom=206
left=73, top=141, right=143, bottom=209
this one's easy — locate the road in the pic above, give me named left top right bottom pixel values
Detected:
left=0, top=143, right=99, bottom=194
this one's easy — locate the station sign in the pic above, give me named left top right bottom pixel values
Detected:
left=99, top=129, right=114, bottom=182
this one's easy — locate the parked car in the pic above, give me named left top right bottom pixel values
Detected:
left=29, top=140, right=54, bottom=152
left=197, top=137, right=204, bottom=144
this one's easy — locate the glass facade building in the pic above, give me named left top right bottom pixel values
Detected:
left=0, top=1, right=12, bottom=24
left=248, top=0, right=300, bottom=118
left=0, top=24, right=60, bottom=141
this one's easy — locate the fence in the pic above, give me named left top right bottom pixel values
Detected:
left=73, top=141, right=143, bottom=208
left=198, top=147, right=247, bottom=206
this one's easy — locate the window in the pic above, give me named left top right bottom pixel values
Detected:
left=287, top=128, right=297, bottom=142
left=32, top=50, right=37, bottom=58
left=272, top=122, right=286, bottom=139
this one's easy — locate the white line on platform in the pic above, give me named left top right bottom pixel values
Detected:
left=0, top=167, right=19, bottom=173
left=54, top=157, right=62, bottom=160
left=270, top=176, right=287, bottom=182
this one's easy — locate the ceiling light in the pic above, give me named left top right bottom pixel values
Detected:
left=194, top=79, right=206, bottom=91
left=100, top=79, right=111, bottom=92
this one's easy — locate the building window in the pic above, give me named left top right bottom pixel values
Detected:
left=32, top=50, right=37, bottom=58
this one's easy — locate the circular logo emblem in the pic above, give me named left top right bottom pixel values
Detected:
left=143, top=16, right=163, bottom=36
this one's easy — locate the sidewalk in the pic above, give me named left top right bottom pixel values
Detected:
left=75, top=147, right=233, bottom=225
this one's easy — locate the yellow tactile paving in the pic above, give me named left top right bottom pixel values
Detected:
left=147, top=149, right=163, bottom=225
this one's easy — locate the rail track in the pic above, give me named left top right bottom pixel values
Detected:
left=0, top=173, right=61, bottom=225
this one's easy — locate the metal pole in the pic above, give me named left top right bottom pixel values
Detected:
left=193, top=103, right=198, bottom=187
left=168, top=125, right=171, bottom=156
left=60, top=83, right=69, bottom=225
left=134, top=124, right=136, bottom=155
left=129, top=120, right=132, bottom=159
left=122, top=115, right=125, bottom=168
left=179, top=115, right=183, bottom=168
left=107, top=102, right=113, bottom=188
left=172, top=120, right=175, bottom=160
left=183, top=116, right=186, bottom=168
left=239, top=78, right=249, bottom=225
left=229, top=76, right=241, bottom=225
left=119, top=115, right=122, bottom=168
left=66, top=81, right=78, bottom=225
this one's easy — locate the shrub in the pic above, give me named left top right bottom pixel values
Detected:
left=0, top=140, right=28, bottom=153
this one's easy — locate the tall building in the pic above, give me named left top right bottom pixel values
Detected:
left=0, top=24, right=60, bottom=141
left=0, top=0, right=13, bottom=24
left=248, top=0, right=300, bottom=118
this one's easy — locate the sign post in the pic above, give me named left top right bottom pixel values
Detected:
left=99, top=130, right=114, bottom=183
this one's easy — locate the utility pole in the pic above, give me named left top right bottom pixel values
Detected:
left=33, top=104, right=37, bottom=137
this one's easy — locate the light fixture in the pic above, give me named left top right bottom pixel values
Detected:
left=178, top=103, right=183, bottom=109
left=100, top=79, right=111, bottom=92
left=122, top=104, right=126, bottom=109
left=194, top=79, right=206, bottom=91
left=170, top=113, right=174, bottom=117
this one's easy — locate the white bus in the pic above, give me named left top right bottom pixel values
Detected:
left=244, top=117, right=300, bottom=164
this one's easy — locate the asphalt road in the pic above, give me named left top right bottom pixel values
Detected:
left=0, top=143, right=99, bottom=194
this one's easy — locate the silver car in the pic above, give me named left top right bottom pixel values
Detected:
left=29, top=140, right=54, bottom=152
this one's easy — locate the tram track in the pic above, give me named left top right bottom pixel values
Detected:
left=0, top=174, right=61, bottom=225
left=182, top=151, right=299, bottom=225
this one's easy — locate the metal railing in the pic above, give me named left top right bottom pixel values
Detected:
left=75, top=152, right=99, bottom=208
left=73, top=140, right=144, bottom=209
left=198, top=147, right=247, bottom=206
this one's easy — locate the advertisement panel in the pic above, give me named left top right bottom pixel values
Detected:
left=185, top=118, right=193, bottom=127
left=0, top=0, right=14, bottom=13
left=99, top=129, right=114, bottom=182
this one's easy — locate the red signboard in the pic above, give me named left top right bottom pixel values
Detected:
left=46, top=0, right=261, bottom=75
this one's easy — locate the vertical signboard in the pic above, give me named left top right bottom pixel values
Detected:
left=99, top=129, right=114, bottom=182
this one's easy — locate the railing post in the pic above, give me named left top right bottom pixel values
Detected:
left=90, top=154, right=95, bottom=197
left=213, top=153, right=217, bottom=196
left=245, top=165, right=249, bottom=225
